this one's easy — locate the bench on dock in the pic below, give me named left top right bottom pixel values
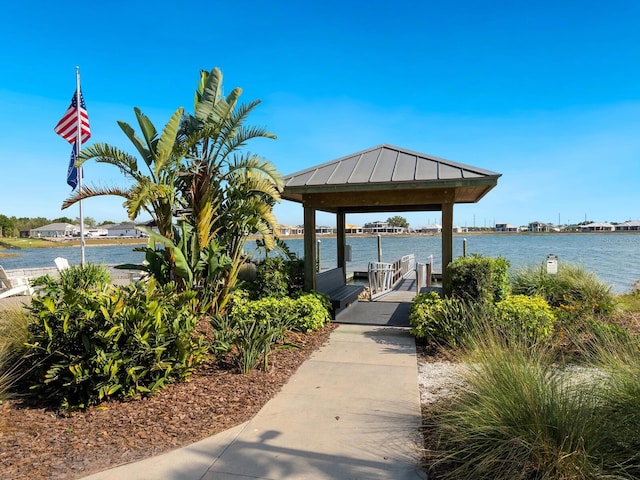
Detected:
left=316, top=267, right=365, bottom=318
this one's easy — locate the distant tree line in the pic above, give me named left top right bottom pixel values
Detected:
left=0, top=214, right=108, bottom=237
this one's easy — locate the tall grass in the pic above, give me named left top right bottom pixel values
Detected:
left=587, top=334, right=640, bottom=477
left=511, top=263, right=613, bottom=315
left=0, top=306, right=32, bottom=401
left=426, top=322, right=639, bottom=479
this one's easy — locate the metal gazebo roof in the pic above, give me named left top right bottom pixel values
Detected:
left=281, top=144, right=502, bottom=295
left=282, top=144, right=501, bottom=212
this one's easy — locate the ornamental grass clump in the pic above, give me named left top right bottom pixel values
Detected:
left=0, top=306, right=32, bottom=402
left=586, top=334, right=640, bottom=477
left=511, top=263, right=613, bottom=317
left=426, top=326, right=627, bottom=479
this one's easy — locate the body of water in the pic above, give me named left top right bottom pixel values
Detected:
left=2, top=234, right=639, bottom=294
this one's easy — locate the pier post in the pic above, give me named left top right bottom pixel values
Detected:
left=303, top=206, right=317, bottom=291
left=336, top=210, right=346, bottom=283
left=442, top=202, right=454, bottom=296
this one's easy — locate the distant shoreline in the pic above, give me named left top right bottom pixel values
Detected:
left=2, top=230, right=638, bottom=251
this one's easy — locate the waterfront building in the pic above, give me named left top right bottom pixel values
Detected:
left=615, top=220, right=640, bottom=231
left=279, top=225, right=304, bottom=236
left=581, top=222, right=615, bottom=232
left=363, top=221, right=405, bottom=234
left=29, top=222, right=78, bottom=238
left=106, top=223, right=144, bottom=237
left=495, top=223, right=519, bottom=232
left=416, top=224, right=442, bottom=233
left=528, top=221, right=553, bottom=232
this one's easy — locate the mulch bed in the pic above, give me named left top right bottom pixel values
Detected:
left=0, top=324, right=337, bottom=480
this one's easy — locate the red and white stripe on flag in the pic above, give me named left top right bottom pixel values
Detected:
left=54, top=89, right=91, bottom=144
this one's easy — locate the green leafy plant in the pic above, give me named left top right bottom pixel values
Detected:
left=494, top=294, right=556, bottom=342
left=22, top=276, right=207, bottom=409
left=212, top=291, right=297, bottom=373
left=409, top=291, right=470, bottom=347
left=253, top=257, right=290, bottom=299
left=291, top=292, right=331, bottom=332
left=58, top=263, right=111, bottom=289
left=449, top=254, right=510, bottom=304
left=211, top=290, right=330, bottom=373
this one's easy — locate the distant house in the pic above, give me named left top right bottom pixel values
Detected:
left=452, top=226, right=468, bottom=233
left=416, top=224, right=442, bottom=234
left=495, top=223, right=519, bottom=232
left=528, top=221, right=553, bottom=232
left=316, top=226, right=334, bottom=235
left=106, top=223, right=142, bottom=237
left=581, top=222, right=615, bottom=232
left=363, top=221, right=405, bottom=234
left=30, top=223, right=78, bottom=238
left=615, top=221, right=640, bottom=231
left=279, top=225, right=304, bottom=236
left=345, top=223, right=363, bottom=234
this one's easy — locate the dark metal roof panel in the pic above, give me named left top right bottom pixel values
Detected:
left=439, top=163, right=463, bottom=180
left=415, top=156, right=438, bottom=180
left=328, top=154, right=359, bottom=184
left=370, top=148, right=398, bottom=182
left=348, top=149, right=380, bottom=183
left=392, top=152, right=417, bottom=182
left=285, top=169, right=316, bottom=187
left=310, top=163, right=339, bottom=185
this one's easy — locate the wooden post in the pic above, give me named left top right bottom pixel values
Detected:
left=442, top=202, right=454, bottom=296
left=303, top=206, right=317, bottom=291
left=336, top=210, right=346, bottom=283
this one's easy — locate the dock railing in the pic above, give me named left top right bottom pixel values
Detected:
left=368, top=253, right=416, bottom=300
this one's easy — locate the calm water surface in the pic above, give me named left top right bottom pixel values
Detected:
left=3, top=234, right=639, bottom=293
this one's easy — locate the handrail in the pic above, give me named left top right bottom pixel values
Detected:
left=368, top=253, right=416, bottom=299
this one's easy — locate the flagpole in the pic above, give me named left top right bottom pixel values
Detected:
left=75, top=66, right=86, bottom=266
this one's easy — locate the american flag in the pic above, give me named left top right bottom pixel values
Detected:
left=54, top=89, right=91, bottom=144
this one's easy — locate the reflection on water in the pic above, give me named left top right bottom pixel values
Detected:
left=2, top=234, right=639, bottom=293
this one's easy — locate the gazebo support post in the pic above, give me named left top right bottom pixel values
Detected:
left=336, top=210, right=347, bottom=283
left=303, top=206, right=317, bottom=291
left=442, top=202, right=454, bottom=296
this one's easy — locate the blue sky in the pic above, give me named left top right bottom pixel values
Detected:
left=1, top=0, right=638, bottom=229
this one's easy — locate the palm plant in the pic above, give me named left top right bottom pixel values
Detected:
left=62, top=67, right=282, bottom=314
left=62, top=107, right=184, bottom=241
left=176, top=68, right=283, bottom=313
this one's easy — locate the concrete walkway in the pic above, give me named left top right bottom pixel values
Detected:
left=82, top=324, right=426, bottom=480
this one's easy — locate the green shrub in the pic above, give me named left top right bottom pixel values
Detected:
left=511, top=263, right=613, bottom=318
left=247, top=257, right=306, bottom=299
left=212, top=291, right=297, bottom=373
left=409, top=291, right=469, bottom=347
left=59, top=263, right=111, bottom=289
left=254, top=257, right=289, bottom=298
left=449, top=254, right=510, bottom=304
left=212, top=290, right=330, bottom=373
left=22, top=277, right=207, bottom=409
left=291, top=292, right=331, bottom=332
left=494, top=294, right=556, bottom=342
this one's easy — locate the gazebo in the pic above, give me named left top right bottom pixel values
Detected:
left=281, top=144, right=501, bottom=295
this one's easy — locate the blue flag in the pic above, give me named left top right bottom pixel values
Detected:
left=67, top=144, right=80, bottom=189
